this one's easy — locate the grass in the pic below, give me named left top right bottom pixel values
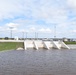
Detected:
left=0, top=42, right=24, bottom=51
left=64, top=41, right=76, bottom=44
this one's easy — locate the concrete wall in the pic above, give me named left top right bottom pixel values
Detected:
left=34, top=40, right=44, bottom=48
left=24, top=40, right=70, bottom=50
left=43, top=41, right=53, bottom=49
left=24, top=40, right=34, bottom=49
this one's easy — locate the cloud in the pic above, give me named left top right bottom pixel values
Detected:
left=67, top=0, right=76, bottom=8
left=4, top=23, right=19, bottom=31
left=6, top=23, right=19, bottom=27
left=0, top=0, right=67, bottom=22
left=67, top=0, right=76, bottom=14
left=29, top=27, right=36, bottom=31
left=0, top=1, right=17, bottom=19
left=0, top=0, right=76, bottom=38
left=71, top=30, right=76, bottom=33
left=39, top=28, right=52, bottom=33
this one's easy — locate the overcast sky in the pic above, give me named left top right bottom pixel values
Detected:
left=0, top=0, right=76, bottom=38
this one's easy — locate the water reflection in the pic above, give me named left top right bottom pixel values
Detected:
left=0, top=49, right=76, bottom=75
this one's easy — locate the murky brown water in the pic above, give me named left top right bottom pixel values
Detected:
left=0, top=49, right=76, bottom=75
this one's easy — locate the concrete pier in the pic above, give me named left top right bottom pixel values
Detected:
left=24, top=40, right=27, bottom=50
left=33, top=41, right=38, bottom=50
left=43, top=41, right=50, bottom=50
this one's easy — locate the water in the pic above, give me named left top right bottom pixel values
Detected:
left=0, top=49, right=76, bottom=75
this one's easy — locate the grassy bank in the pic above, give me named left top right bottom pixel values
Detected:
left=0, top=42, right=24, bottom=51
left=64, top=41, right=76, bottom=44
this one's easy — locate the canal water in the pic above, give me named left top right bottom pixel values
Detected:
left=0, top=49, right=76, bottom=75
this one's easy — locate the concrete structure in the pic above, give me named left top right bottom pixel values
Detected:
left=0, top=39, right=70, bottom=50
left=24, top=40, right=34, bottom=50
left=33, top=41, right=38, bottom=50
left=24, top=40, right=70, bottom=50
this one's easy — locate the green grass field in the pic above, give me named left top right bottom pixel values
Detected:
left=0, top=42, right=24, bottom=51
left=64, top=41, right=76, bottom=44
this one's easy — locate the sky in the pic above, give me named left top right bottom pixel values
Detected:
left=0, top=0, right=76, bottom=38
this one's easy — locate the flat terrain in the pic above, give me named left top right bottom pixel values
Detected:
left=0, top=42, right=24, bottom=51
left=64, top=41, right=76, bottom=44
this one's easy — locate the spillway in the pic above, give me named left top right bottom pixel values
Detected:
left=24, top=40, right=70, bottom=50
